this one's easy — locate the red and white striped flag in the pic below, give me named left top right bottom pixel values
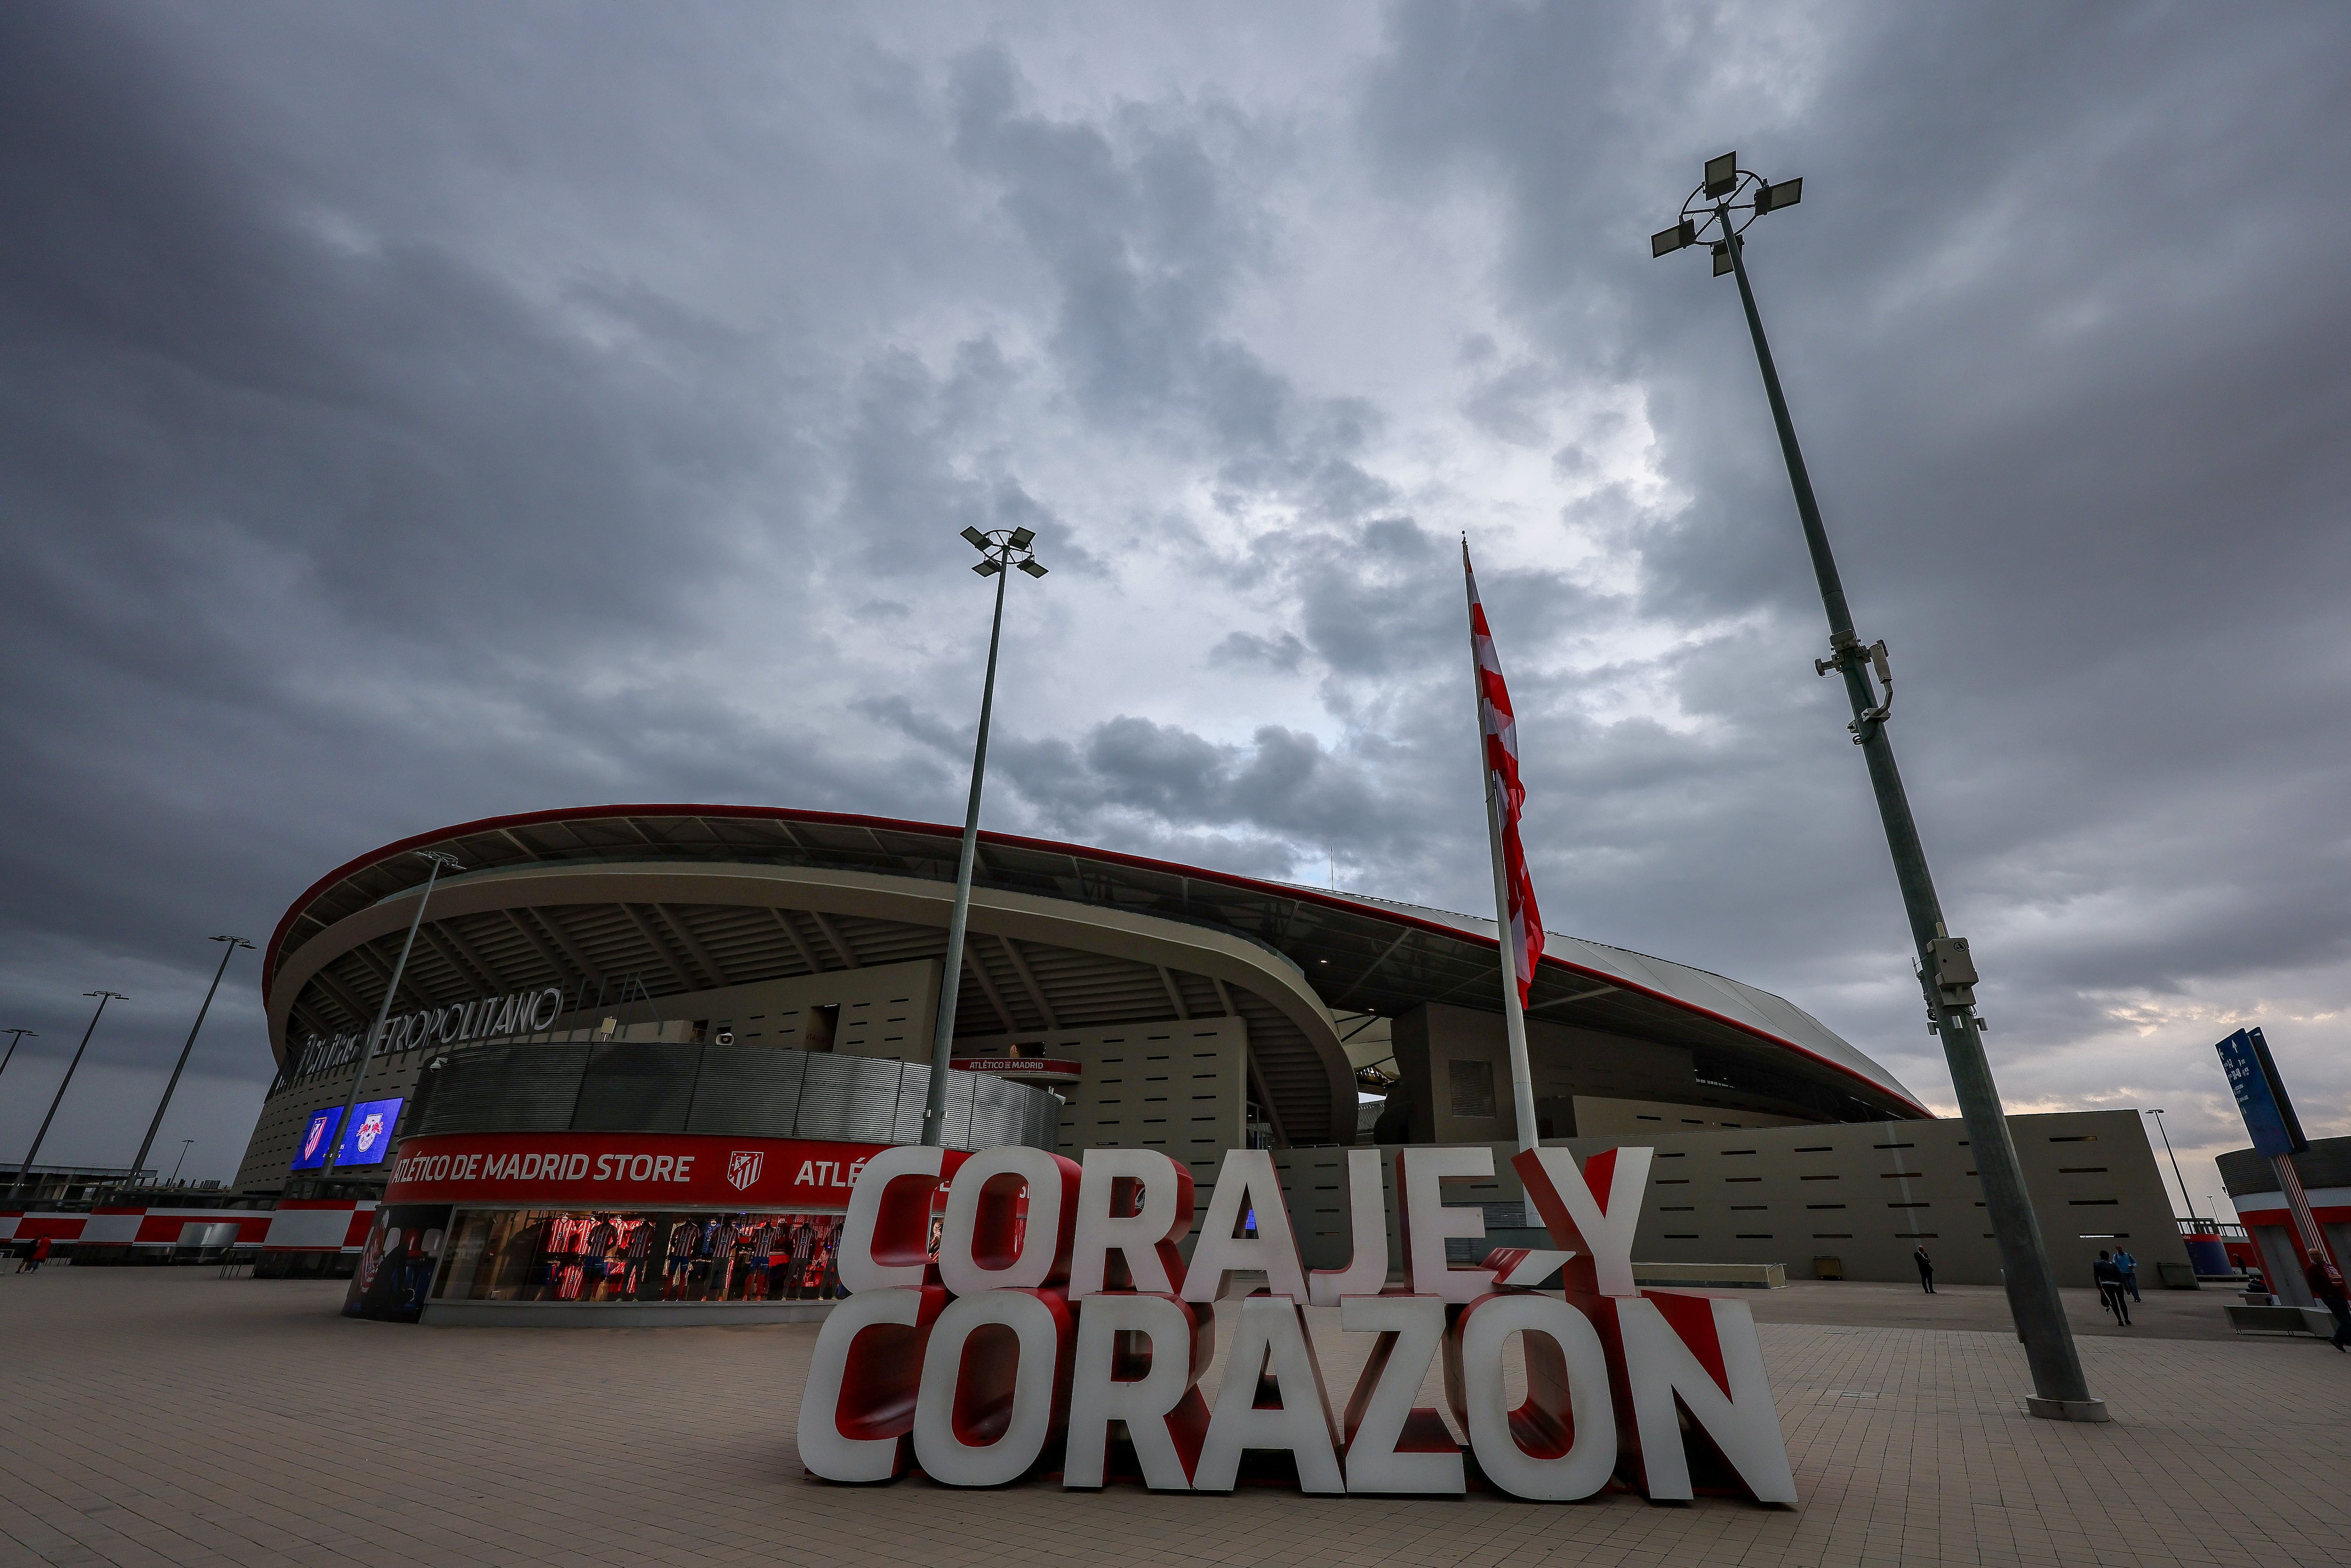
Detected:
left=1463, top=541, right=1544, bottom=1006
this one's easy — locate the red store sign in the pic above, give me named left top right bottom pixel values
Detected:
left=383, top=1131, right=955, bottom=1210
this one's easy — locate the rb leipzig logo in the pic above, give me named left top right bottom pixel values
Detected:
left=727, top=1150, right=764, bottom=1191
left=354, top=1112, right=386, bottom=1152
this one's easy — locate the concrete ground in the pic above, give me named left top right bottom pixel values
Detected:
left=1714, top=1279, right=2249, bottom=1342
left=2, top=1267, right=2344, bottom=1568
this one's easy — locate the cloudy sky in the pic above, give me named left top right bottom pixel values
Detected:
left=3, top=3, right=2344, bottom=1210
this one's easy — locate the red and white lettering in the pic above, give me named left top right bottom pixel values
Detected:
left=1397, top=1146, right=1495, bottom=1303
left=1337, top=1294, right=1461, bottom=1495
left=1450, top=1292, right=1615, bottom=1500
left=1181, top=1150, right=1308, bottom=1302
left=1514, top=1146, right=1651, bottom=1296
left=1193, top=1297, right=1343, bottom=1494
left=838, top=1145, right=946, bottom=1294
left=910, top=1289, right=1075, bottom=1487
left=798, top=1285, right=948, bottom=1482
left=937, top=1146, right=1081, bottom=1294
left=1067, top=1149, right=1194, bottom=1298
left=1603, top=1292, right=1795, bottom=1504
left=1063, top=1293, right=1212, bottom=1490
left=802, top=1141, right=1793, bottom=1508
left=1308, top=1150, right=1389, bottom=1306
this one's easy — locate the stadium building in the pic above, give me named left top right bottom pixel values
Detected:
left=230, top=804, right=2186, bottom=1313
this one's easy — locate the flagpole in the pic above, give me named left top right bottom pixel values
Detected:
left=1481, top=780, right=1540, bottom=1155
left=1464, top=541, right=1541, bottom=1157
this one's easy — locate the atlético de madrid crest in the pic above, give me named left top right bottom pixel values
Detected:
left=726, top=1150, right=764, bottom=1191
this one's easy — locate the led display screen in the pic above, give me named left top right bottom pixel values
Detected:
left=333, top=1097, right=405, bottom=1167
left=290, top=1107, right=343, bottom=1170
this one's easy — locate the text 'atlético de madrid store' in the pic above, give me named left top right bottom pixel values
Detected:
left=240, top=803, right=2184, bottom=1322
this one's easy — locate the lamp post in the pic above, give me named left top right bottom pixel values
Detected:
left=922, top=525, right=1049, bottom=1147
left=322, top=850, right=462, bottom=1177
left=170, top=1140, right=195, bottom=1184
left=1652, top=153, right=2101, bottom=1422
left=0, top=1028, right=32, bottom=1083
left=2144, top=1109, right=2199, bottom=1226
left=10, top=991, right=126, bottom=1199
left=129, top=935, right=252, bottom=1188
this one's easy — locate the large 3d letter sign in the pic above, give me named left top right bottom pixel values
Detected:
left=799, top=1142, right=1795, bottom=1505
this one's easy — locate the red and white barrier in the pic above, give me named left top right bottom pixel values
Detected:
left=0, top=1200, right=375, bottom=1254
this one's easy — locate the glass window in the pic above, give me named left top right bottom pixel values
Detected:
left=434, top=1210, right=845, bottom=1304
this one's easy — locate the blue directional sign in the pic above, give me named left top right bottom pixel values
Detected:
left=2215, top=1028, right=2307, bottom=1158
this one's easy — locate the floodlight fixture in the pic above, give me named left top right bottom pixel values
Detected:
left=1017, top=559, right=1047, bottom=577
left=1648, top=148, right=2104, bottom=1424
left=961, top=526, right=989, bottom=549
left=973, top=559, right=1003, bottom=576
left=1006, top=526, right=1036, bottom=549
left=1652, top=158, right=1804, bottom=279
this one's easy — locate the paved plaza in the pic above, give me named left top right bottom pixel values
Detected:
left=2, top=1269, right=2344, bottom=1568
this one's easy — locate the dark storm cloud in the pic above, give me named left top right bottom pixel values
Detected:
left=1208, top=630, right=1309, bottom=673
left=1355, top=1, right=2351, bottom=1165
left=2, top=0, right=2343, bottom=1213
left=952, top=45, right=1398, bottom=520
left=952, top=48, right=1264, bottom=429
left=0, top=4, right=959, bottom=1166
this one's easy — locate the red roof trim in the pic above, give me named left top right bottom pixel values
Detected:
left=266, top=802, right=1928, bottom=1116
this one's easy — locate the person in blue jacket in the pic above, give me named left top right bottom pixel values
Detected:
left=2113, top=1245, right=2140, bottom=1302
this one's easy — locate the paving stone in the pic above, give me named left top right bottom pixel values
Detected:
left=0, top=1269, right=2343, bottom=1568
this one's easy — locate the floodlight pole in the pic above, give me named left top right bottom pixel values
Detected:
left=130, top=935, right=252, bottom=1186
left=923, top=528, right=1048, bottom=1146
left=10, top=991, right=125, bottom=1199
left=2144, top=1109, right=2198, bottom=1226
left=0, top=1028, right=32, bottom=1083
left=1658, top=159, right=2100, bottom=1420
left=322, top=851, right=460, bottom=1176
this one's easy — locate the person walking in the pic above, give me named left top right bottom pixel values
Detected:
left=2114, top=1245, right=2141, bottom=1303
left=1912, top=1245, right=1936, bottom=1294
left=2093, top=1250, right=2131, bottom=1325
left=2306, top=1248, right=2351, bottom=1353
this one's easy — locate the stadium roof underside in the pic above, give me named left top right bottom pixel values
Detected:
left=267, top=805, right=1928, bottom=1132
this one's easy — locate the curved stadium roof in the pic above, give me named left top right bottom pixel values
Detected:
left=267, top=804, right=1927, bottom=1125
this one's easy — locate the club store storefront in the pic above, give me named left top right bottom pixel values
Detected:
left=337, top=1039, right=1050, bottom=1324
left=348, top=1130, right=904, bottom=1324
